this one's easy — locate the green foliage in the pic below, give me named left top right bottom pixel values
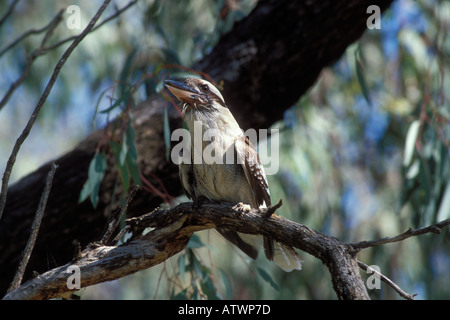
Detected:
left=109, top=120, right=142, bottom=195
left=266, top=0, right=450, bottom=300
left=2, top=0, right=449, bottom=300
left=172, top=235, right=229, bottom=300
left=256, top=267, right=279, bottom=292
left=66, top=0, right=450, bottom=299
left=79, top=151, right=107, bottom=208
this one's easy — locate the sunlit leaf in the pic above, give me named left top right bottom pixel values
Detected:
left=437, top=180, right=450, bottom=221
left=406, top=159, right=420, bottom=179
left=403, top=120, right=420, bottom=167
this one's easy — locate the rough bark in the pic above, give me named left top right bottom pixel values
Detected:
left=3, top=202, right=368, bottom=300
left=0, top=0, right=394, bottom=297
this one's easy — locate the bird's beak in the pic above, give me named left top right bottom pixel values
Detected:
left=165, top=80, right=201, bottom=105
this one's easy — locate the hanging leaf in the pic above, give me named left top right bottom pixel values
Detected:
left=79, top=151, right=108, bottom=208
left=200, top=275, right=221, bottom=300
left=178, top=254, right=186, bottom=282
left=125, top=122, right=142, bottom=186
left=100, top=94, right=126, bottom=114
left=92, top=88, right=109, bottom=128
left=256, top=267, right=279, bottom=292
left=118, top=49, right=137, bottom=96
left=403, top=120, right=420, bottom=167
left=190, top=250, right=207, bottom=281
left=436, top=180, right=450, bottom=221
left=218, top=269, right=232, bottom=300
left=109, top=125, right=141, bottom=196
left=354, top=46, right=372, bottom=107
left=186, top=234, right=205, bottom=249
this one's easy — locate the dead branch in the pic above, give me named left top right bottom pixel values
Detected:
left=7, top=162, right=58, bottom=293
left=0, top=1, right=396, bottom=295
left=357, top=260, right=416, bottom=300
left=4, top=200, right=448, bottom=300
left=350, top=218, right=450, bottom=249
left=3, top=201, right=368, bottom=300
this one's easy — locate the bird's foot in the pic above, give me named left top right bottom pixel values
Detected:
left=233, top=202, right=252, bottom=215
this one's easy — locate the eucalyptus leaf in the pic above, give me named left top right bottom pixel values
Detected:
left=437, top=180, right=450, bottom=221
left=403, top=120, right=420, bottom=167
left=187, top=234, right=204, bottom=249
left=178, top=254, right=186, bottom=282
left=354, top=47, right=372, bottom=107
left=78, top=151, right=108, bottom=208
left=256, top=267, right=279, bottom=292
left=219, top=269, right=232, bottom=300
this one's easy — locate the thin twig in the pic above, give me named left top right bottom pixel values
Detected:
left=350, top=218, right=450, bottom=249
left=0, top=9, right=64, bottom=111
left=7, top=162, right=58, bottom=293
left=0, top=8, right=62, bottom=58
left=0, top=0, right=137, bottom=111
left=41, top=0, right=138, bottom=54
left=357, top=260, right=416, bottom=300
left=262, top=199, right=283, bottom=217
left=101, top=185, right=139, bottom=245
left=0, top=0, right=112, bottom=221
left=0, top=0, right=20, bottom=27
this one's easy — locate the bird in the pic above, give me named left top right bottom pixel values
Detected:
left=165, top=77, right=302, bottom=272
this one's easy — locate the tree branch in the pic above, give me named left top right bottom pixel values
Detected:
left=3, top=201, right=370, bottom=300
left=7, top=162, right=58, bottom=293
left=357, top=260, right=416, bottom=300
left=5, top=199, right=448, bottom=300
left=0, top=0, right=112, bottom=220
left=0, top=9, right=64, bottom=110
left=0, top=0, right=19, bottom=27
left=349, top=218, right=450, bottom=249
left=0, top=0, right=396, bottom=295
left=40, top=0, right=138, bottom=54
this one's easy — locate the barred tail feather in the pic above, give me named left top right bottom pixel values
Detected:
left=272, top=242, right=303, bottom=272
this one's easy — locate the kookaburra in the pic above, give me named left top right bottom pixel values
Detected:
left=165, top=77, right=302, bottom=272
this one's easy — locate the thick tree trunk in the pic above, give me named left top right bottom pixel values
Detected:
left=0, top=0, right=394, bottom=297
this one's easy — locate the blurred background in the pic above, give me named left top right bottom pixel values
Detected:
left=0, top=0, right=448, bottom=299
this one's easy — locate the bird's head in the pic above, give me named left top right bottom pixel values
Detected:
left=165, top=78, right=226, bottom=112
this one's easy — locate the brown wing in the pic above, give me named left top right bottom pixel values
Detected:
left=234, top=135, right=271, bottom=208
left=235, top=135, right=274, bottom=260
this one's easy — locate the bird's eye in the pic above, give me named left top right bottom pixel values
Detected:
left=200, top=84, right=209, bottom=92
